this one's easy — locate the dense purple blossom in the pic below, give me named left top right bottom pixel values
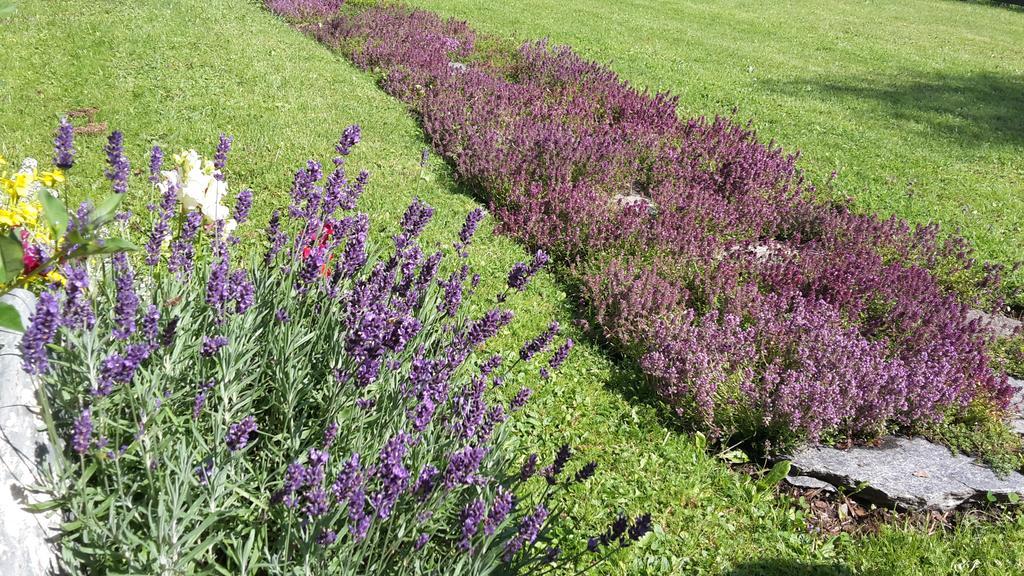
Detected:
left=111, top=253, right=139, bottom=340
left=213, top=134, right=233, bottom=179
left=459, top=499, right=486, bottom=551
left=141, top=304, right=160, bottom=345
left=444, top=445, right=487, bottom=488
left=264, top=210, right=288, bottom=265
left=455, top=207, right=484, bottom=257
left=503, top=504, right=548, bottom=561
left=71, top=408, right=93, bottom=455
left=485, top=487, right=514, bottom=535
left=192, top=380, right=215, bottom=419
left=170, top=212, right=203, bottom=276
left=519, top=453, right=538, bottom=480
left=331, top=453, right=362, bottom=503
left=61, top=264, right=95, bottom=331
left=148, top=145, right=163, bottom=183
left=519, top=322, right=559, bottom=362
left=53, top=117, right=75, bottom=169
left=201, top=335, right=229, bottom=357
left=395, top=197, right=434, bottom=249
left=337, top=124, right=361, bottom=156
left=369, top=431, right=411, bottom=519
left=234, top=188, right=253, bottom=224
left=103, top=130, right=130, bottom=194
left=94, top=343, right=151, bottom=396
left=506, top=250, right=548, bottom=293
left=20, top=292, right=61, bottom=375
left=548, top=338, right=573, bottom=371
left=412, top=465, right=439, bottom=501
left=226, top=416, right=258, bottom=452
left=145, top=181, right=177, bottom=266
left=348, top=488, right=371, bottom=542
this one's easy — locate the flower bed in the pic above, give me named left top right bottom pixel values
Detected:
left=301, top=4, right=1014, bottom=446
left=24, top=125, right=649, bottom=573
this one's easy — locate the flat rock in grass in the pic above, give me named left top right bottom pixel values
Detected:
left=788, top=436, right=1024, bottom=512
left=0, top=290, right=60, bottom=575
left=967, top=309, right=1022, bottom=339
left=1010, top=377, right=1024, bottom=435
left=784, top=474, right=837, bottom=493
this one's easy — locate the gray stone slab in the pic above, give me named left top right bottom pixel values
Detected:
left=0, top=290, right=60, bottom=574
left=968, top=309, right=1022, bottom=339
left=1010, top=377, right=1024, bottom=435
left=789, top=436, right=1024, bottom=512
left=784, top=474, right=837, bottom=493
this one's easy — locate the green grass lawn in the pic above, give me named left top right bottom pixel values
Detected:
left=2, top=0, right=1024, bottom=574
left=407, top=0, right=1024, bottom=305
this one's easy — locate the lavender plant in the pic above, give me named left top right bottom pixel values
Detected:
left=30, top=128, right=649, bottom=574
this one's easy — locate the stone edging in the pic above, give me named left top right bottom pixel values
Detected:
left=0, top=289, right=60, bottom=575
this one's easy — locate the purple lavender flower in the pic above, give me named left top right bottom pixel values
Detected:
left=437, top=265, right=468, bottom=317
left=510, top=387, right=532, bottom=410
left=94, top=343, right=151, bottom=396
left=455, top=207, right=484, bottom=257
left=192, top=380, right=215, bottom=419
left=544, top=444, right=572, bottom=484
left=519, top=322, right=559, bottom=362
left=61, top=264, right=95, bottom=331
left=234, top=188, right=253, bottom=224
left=506, top=250, right=549, bottom=292
left=548, top=338, right=574, bottom=371
left=503, top=504, right=548, bottom=561
left=459, top=499, right=486, bottom=551
left=336, top=125, right=361, bottom=157
left=20, top=292, right=61, bottom=375
left=264, top=210, right=287, bottom=265
left=348, top=488, right=371, bottom=542
left=111, top=253, right=139, bottom=339
left=574, top=461, right=598, bottom=483
left=195, top=458, right=215, bottom=485
left=226, top=416, right=258, bottom=452
left=443, top=446, right=487, bottom=488
left=169, top=212, right=203, bottom=276
left=324, top=422, right=339, bottom=447
left=149, top=145, right=163, bottom=183
left=214, top=133, right=233, bottom=179
left=53, top=118, right=75, bottom=169
left=160, top=316, right=180, bottom=347
left=369, top=432, right=411, bottom=519
left=317, top=530, right=338, bottom=547
left=275, top=308, right=290, bottom=324
left=485, top=487, right=514, bottom=535
left=394, top=197, right=433, bottom=248
left=331, top=453, right=362, bottom=503
left=414, top=533, right=430, bottom=551
left=412, top=465, right=439, bottom=501
left=520, top=453, right=538, bottom=480
left=201, top=335, right=229, bottom=357
left=141, top=304, right=160, bottom=345
left=229, top=270, right=255, bottom=314
left=340, top=213, right=369, bottom=277
left=104, top=130, right=130, bottom=194
left=628, top=513, right=653, bottom=541
left=145, top=181, right=177, bottom=266
left=71, top=408, right=92, bottom=455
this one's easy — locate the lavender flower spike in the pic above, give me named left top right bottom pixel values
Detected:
left=53, top=117, right=75, bottom=169
left=21, top=291, right=62, bottom=375
left=214, top=133, right=233, bottom=179
left=104, top=130, right=130, bottom=194
left=226, top=416, right=258, bottom=452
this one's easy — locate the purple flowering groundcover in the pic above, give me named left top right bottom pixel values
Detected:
left=300, top=4, right=1017, bottom=448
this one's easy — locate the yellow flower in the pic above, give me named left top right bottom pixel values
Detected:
left=39, top=169, right=65, bottom=186
left=0, top=208, right=22, bottom=227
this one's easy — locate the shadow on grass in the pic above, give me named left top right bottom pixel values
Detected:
left=724, top=560, right=884, bottom=576
left=767, top=70, right=1024, bottom=148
